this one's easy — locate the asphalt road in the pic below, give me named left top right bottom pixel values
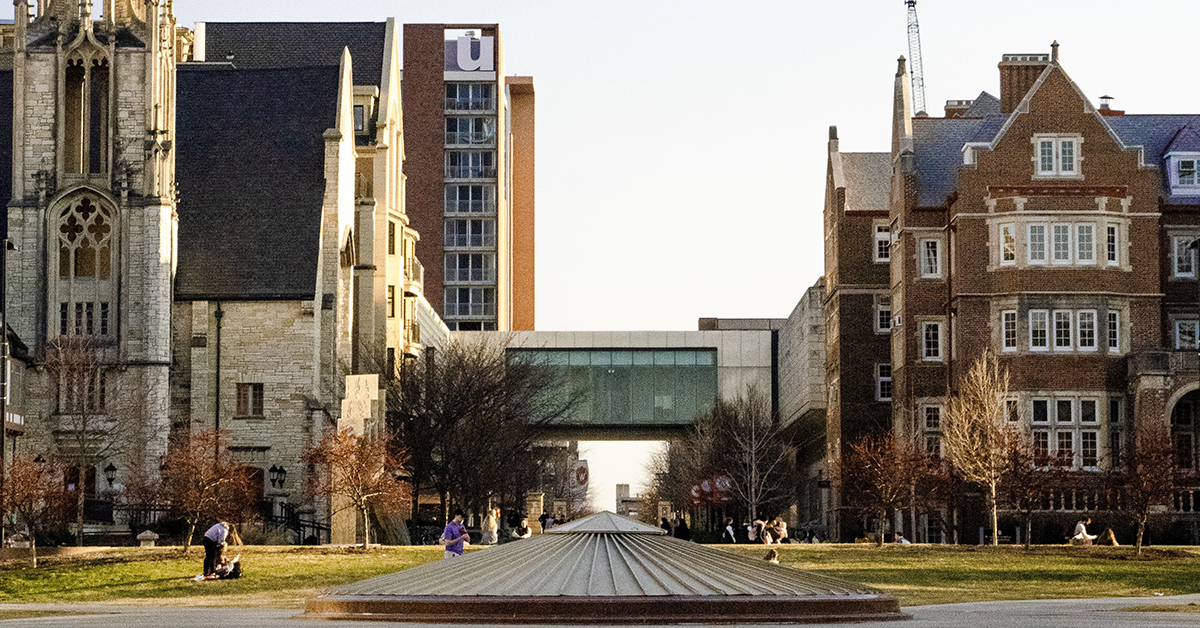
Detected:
left=0, top=594, right=1198, bottom=627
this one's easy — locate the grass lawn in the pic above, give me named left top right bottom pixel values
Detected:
left=1, top=543, right=1198, bottom=608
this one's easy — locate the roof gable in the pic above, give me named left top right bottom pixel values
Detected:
left=1165, top=124, right=1200, bottom=155
left=174, top=65, right=339, bottom=301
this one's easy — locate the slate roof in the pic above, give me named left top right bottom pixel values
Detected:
left=962, top=91, right=1000, bottom=118
left=840, top=152, right=890, bottom=212
left=202, top=22, right=385, bottom=87
left=0, top=69, right=11, bottom=239
left=910, top=112, right=1200, bottom=205
left=307, top=511, right=904, bottom=623
left=174, top=65, right=338, bottom=301
left=912, top=116, right=989, bottom=207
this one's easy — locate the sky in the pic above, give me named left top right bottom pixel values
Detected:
left=171, top=0, right=1200, bottom=512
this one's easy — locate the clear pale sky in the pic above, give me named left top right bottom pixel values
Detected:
left=173, top=0, right=1200, bottom=513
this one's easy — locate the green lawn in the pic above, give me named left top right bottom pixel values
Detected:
left=0, top=543, right=1198, bottom=608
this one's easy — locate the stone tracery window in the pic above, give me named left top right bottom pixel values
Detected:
left=59, top=197, right=111, bottom=280
left=55, top=195, right=115, bottom=337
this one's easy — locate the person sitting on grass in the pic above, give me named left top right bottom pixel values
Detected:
left=209, top=550, right=242, bottom=580
left=1070, top=517, right=1097, bottom=545
left=763, top=549, right=779, bottom=564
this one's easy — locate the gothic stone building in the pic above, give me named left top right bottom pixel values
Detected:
left=3, top=1, right=439, bottom=540
left=816, top=45, right=1200, bottom=543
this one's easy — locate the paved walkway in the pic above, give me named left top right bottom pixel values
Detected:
left=0, top=594, right=1198, bottom=627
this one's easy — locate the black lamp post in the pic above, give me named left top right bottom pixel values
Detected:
left=269, top=465, right=287, bottom=489
left=103, top=463, right=117, bottom=487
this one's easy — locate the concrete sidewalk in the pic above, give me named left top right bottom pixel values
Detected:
left=0, top=594, right=1197, bottom=627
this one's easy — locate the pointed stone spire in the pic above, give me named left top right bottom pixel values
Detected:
left=893, top=56, right=914, bottom=158
left=1051, top=40, right=1059, bottom=63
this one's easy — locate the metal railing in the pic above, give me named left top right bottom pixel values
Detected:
left=444, top=303, right=497, bottom=318
left=443, top=199, right=497, bottom=214
left=406, top=321, right=422, bottom=346
left=444, top=131, right=496, bottom=146
left=405, top=257, right=424, bottom=287
left=444, top=166, right=497, bottom=179
left=445, top=268, right=497, bottom=283
left=444, top=97, right=495, bottom=112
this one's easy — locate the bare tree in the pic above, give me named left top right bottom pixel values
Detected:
left=838, top=433, right=925, bottom=546
left=160, top=430, right=257, bottom=553
left=1112, top=423, right=1183, bottom=555
left=654, top=388, right=795, bottom=522
left=41, top=335, right=134, bottom=546
left=1002, top=432, right=1069, bottom=549
left=706, top=389, right=795, bottom=521
left=943, top=351, right=1014, bottom=546
left=3, top=454, right=69, bottom=567
left=302, top=428, right=408, bottom=547
left=386, top=335, right=580, bottom=519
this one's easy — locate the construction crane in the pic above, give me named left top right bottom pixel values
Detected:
left=905, top=0, right=928, bottom=115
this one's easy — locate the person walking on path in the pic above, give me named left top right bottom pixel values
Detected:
left=441, top=511, right=470, bottom=559
left=202, top=522, right=230, bottom=579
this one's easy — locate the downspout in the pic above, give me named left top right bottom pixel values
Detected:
left=213, top=302, right=223, bottom=463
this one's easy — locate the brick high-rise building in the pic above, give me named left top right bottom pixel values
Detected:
left=403, top=25, right=535, bottom=332
left=815, top=45, right=1200, bottom=543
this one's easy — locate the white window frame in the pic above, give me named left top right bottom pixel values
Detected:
left=1034, top=134, right=1081, bottom=177
left=1080, top=430, right=1099, bottom=469
left=1002, top=310, right=1018, bottom=351
left=1000, top=224, right=1016, bottom=266
left=919, top=239, right=942, bottom=278
left=1057, top=430, right=1076, bottom=466
left=1053, top=310, right=1073, bottom=350
left=1173, top=236, right=1197, bottom=278
left=1030, top=310, right=1049, bottom=351
left=874, top=224, right=891, bottom=263
left=1052, top=224, right=1072, bottom=265
left=923, top=405, right=942, bottom=430
left=1032, top=399, right=1050, bottom=423
left=1107, top=311, right=1120, bottom=353
left=1028, top=224, right=1047, bottom=264
left=1171, top=155, right=1200, bottom=192
left=1075, top=224, right=1095, bottom=264
left=875, top=296, right=892, bottom=333
left=876, top=363, right=892, bottom=402
left=1076, top=310, right=1097, bottom=352
left=1106, top=225, right=1119, bottom=266
left=921, top=321, right=943, bottom=362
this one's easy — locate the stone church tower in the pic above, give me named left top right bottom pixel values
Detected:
left=6, top=0, right=177, bottom=479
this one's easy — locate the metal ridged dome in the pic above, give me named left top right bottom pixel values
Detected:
left=305, top=511, right=906, bottom=624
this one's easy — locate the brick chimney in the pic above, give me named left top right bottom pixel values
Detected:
left=944, top=99, right=973, bottom=118
left=998, top=52, right=1050, bottom=113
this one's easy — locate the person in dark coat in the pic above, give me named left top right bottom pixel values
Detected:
left=722, top=518, right=738, bottom=543
left=673, top=518, right=691, bottom=541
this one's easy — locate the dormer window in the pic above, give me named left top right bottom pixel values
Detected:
left=1169, top=154, right=1200, bottom=194
left=1180, top=159, right=1197, bottom=185
left=1034, top=134, right=1081, bottom=177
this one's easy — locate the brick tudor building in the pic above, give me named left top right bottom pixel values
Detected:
left=815, top=45, right=1200, bottom=543
left=0, top=1, right=461, bottom=542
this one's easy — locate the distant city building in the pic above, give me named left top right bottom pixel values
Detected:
left=402, top=25, right=535, bottom=332
left=813, top=45, right=1200, bottom=543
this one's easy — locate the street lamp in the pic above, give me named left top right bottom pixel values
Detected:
left=103, top=463, right=117, bottom=487
left=269, top=465, right=287, bottom=489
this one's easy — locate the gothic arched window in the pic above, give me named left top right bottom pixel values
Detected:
left=56, top=195, right=115, bottom=337
left=64, top=52, right=110, bottom=175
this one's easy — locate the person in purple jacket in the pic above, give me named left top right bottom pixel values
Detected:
left=441, top=510, right=470, bottom=559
